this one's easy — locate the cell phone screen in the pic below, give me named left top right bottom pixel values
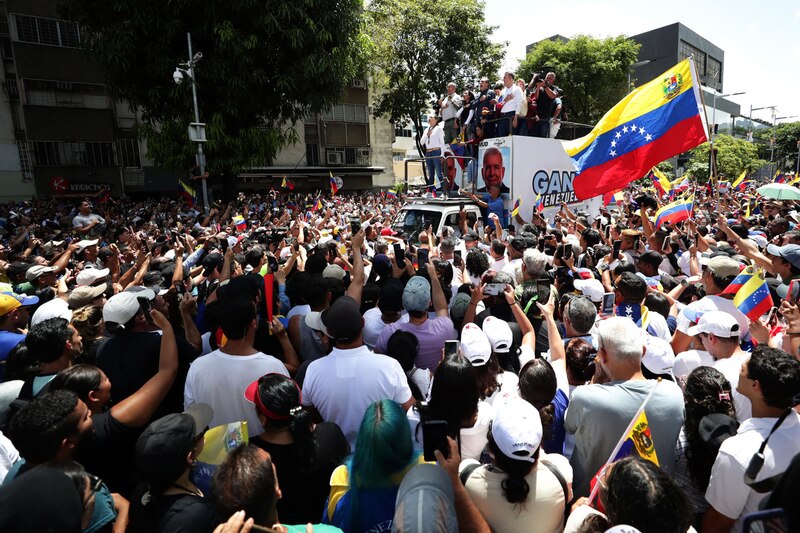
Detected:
left=483, top=283, right=506, bottom=296
left=564, top=243, right=573, bottom=259
left=602, top=292, right=615, bottom=315
left=612, top=240, right=622, bottom=259
left=137, top=296, right=153, bottom=322
left=418, top=248, right=429, bottom=266
left=422, top=420, right=449, bottom=462
left=536, top=279, right=550, bottom=303
left=444, top=340, right=459, bottom=358
left=537, top=238, right=545, bottom=251
left=394, top=243, right=405, bottom=265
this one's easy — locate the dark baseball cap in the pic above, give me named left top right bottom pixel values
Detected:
left=378, top=279, right=404, bottom=314
left=202, top=253, right=224, bottom=276
left=135, top=403, right=213, bottom=485
left=463, top=230, right=479, bottom=242
left=637, top=250, right=663, bottom=266
left=322, top=295, right=363, bottom=342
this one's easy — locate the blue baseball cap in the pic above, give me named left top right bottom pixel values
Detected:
left=766, top=244, right=800, bottom=269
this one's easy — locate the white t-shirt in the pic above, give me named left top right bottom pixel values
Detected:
left=302, top=344, right=412, bottom=448
left=501, top=257, right=523, bottom=285
left=0, top=431, right=19, bottom=484
left=286, top=304, right=311, bottom=321
left=673, top=349, right=715, bottom=389
left=461, top=452, right=572, bottom=533
left=713, top=353, right=752, bottom=422
left=407, top=400, right=493, bottom=461
left=500, top=84, right=524, bottom=115
left=706, top=413, right=800, bottom=531
left=676, top=295, right=750, bottom=340
left=362, top=308, right=409, bottom=350
left=184, top=349, right=289, bottom=431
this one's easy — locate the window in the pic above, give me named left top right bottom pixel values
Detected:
left=322, top=103, right=369, bottom=123
left=707, top=56, right=722, bottom=86
left=28, top=141, right=117, bottom=166
left=117, top=138, right=141, bottom=169
left=11, top=14, right=80, bottom=48
left=393, top=153, right=405, bottom=162
left=394, top=125, right=413, bottom=138
left=23, top=79, right=107, bottom=108
left=679, top=40, right=706, bottom=72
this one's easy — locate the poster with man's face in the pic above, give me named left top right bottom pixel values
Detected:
left=477, top=137, right=511, bottom=195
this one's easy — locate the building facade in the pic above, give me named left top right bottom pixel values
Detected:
left=0, top=0, right=390, bottom=202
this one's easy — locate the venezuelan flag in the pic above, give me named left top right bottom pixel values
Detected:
left=650, top=167, right=672, bottom=197
left=511, top=196, right=522, bottom=217
left=612, top=411, right=659, bottom=466
left=178, top=179, right=197, bottom=206
left=733, top=271, right=773, bottom=320
left=329, top=172, right=339, bottom=195
left=281, top=175, right=287, bottom=188
left=722, top=266, right=754, bottom=296
left=533, top=194, right=544, bottom=213
left=736, top=180, right=753, bottom=191
left=774, top=173, right=786, bottom=184
left=603, top=190, right=624, bottom=206
left=233, top=215, right=246, bottom=232
left=313, top=198, right=323, bottom=211
left=731, top=170, right=748, bottom=189
left=654, top=196, right=693, bottom=229
left=386, top=189, right=397, bottom=199
left=564, top=58, right=707, bottom=200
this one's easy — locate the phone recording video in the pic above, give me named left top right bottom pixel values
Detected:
left=393, top=243, right=405, bottom=265
left=422, top=419, right=449, bottom=462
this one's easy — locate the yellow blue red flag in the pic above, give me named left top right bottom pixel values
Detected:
left=611, top=411, right=659, bottom=466
left=654, top=196, right=693, bottom=229
left=731, top=170, right=748, bottom=189
left=732, top=270, right=772, bottom=320
left=511, top=196, right=522, bottom=217
left=564, top=58, right=708, bottom=199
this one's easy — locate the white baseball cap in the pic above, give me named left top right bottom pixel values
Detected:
left=77, top=239, right=99, bottom=253
left=642, top=335, right=675, bottom=377
left=460, top=323, right=491, bottom=366
left=482, top=316, right=513, bottom=354
left=573, top=278, right=605, bottom=303
left=76, top=267, right=110, bottom=287
left=103, top=291, right=153, bottom=324
left=304, top=311, right=329, bottom=337
left=687, top=310, right=740, bottom=338
left=30, top=298, right=72, bottom=327
left=491, top=397, right=543, bottom=463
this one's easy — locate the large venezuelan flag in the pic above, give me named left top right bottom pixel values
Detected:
left=654, top=196, right=693, bottom=229
left=733, top=272, right=773, bottom=320
left=565, top=58, right=708, bottom=200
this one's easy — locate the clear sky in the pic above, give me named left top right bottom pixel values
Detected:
left=484, top=0, right=800, bottom=126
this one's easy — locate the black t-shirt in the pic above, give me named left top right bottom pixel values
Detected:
left=97, top=332, right=198, bottom=422
left=154, top=494, right=217, bottom=533
left=251, top=422, right=348, bottom=524
left=78, top=411, right=137, bottom=495
left=535, top=86, right=556, bottom=120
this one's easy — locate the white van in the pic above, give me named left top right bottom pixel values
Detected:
left=391, top=197, right=483, bottom=243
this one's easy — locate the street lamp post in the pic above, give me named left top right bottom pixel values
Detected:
left=173, top=32, right=209, bottom=214
left=708, top=90, right=745, bottom=180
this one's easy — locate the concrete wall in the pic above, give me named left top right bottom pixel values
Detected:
left=369, top=110, right=394, bottom=188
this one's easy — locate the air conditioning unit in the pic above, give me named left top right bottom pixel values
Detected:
left=326, top=150, right=344, bottom=165
left=352, top=79, right=366, bottom=89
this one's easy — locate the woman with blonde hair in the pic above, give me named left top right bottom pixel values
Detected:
left=71, top=305, right=105, bottom=365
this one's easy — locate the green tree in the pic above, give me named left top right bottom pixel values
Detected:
left=62, top=0, right=366, bottom=191
left=773, top=122, right=800, bottom=173
left=518, top=35, right=640, bottom=126
left=685, top=134, right=766, bottom=182
left=366, top=0, right=504, bottom=156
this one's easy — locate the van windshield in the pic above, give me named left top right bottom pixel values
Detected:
left=392, top=209, right=441, bottom=241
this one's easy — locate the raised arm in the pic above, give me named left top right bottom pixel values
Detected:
left=345, top=229, right=365, bottom=304
left=426, top=262, right=449, bottom=317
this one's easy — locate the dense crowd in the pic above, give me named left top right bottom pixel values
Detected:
left=0, top=184, right=798, bottom=533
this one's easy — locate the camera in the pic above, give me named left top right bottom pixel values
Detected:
left=532, top=73, right=544, bottom=85
left=431, top=98, right=441, bottom=112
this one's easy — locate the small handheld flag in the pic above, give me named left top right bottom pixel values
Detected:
left=329, top=172, right=339, bottom=195
left=732, top=270, right=772, bottom=320
left=233, top=215, right=247, bottom=232
left=533, top=194, right=544, bottom=213
left=731, top=170, right=748, bottom=189
left=511, top=196, right=522, bottom=217
left=386, top=190, right=397, bottom=199
left=654, top=196, right=693, bottom=229
left=722, top=266, right=754, bottom=296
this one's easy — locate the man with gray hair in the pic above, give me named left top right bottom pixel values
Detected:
left=565, top=316, right=684, bottom=497
left=438, top=82, right=462, bottom=143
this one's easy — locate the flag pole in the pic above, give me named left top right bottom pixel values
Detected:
left=587, top=378, right=662, bottom=505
